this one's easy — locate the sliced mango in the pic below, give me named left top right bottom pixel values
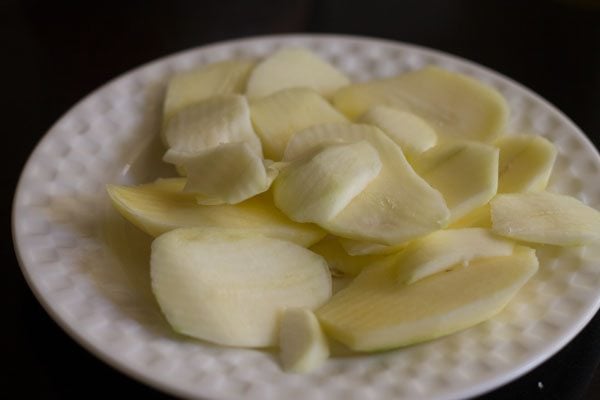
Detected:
left=309, top=236, right=386, bottom=276
left=279, top=308, right=330, bottom=373
left=491, top=192, right=600, bottom=246
left=359, top=106, right=437, bottom=158
left=338, top=237, right=405, bottom=256
left=317, top=247, right=538, bottom=352
left=163, top=59, right=255, bottom=122
left=284, top=122, right=449, bottom=245
left=333, top=66, right=508, bottom=142
left=105, top=180, right=325, bottom=246
left=166, top=142, right=275, bottom=205
left=412, top=141, right=499, bottom=223
left=394, top=228, right=514, bottom=284
left=250, top=87, right=347, bottom=160
left=246, top=48, right=349, bottom=99
left=151, top=228, right=331, bottom=347
left=496, top=135, right=557, bottom=193
left=163, top=94, right=262, bottom=157
left=273, top=141, right=382, bottom=223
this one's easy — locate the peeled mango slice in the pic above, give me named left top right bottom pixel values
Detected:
left=163, top=59, right=255, bottom=122
left=163, top=94, right=262, bottom=156
left=165, top=142, right=276, bottom=205
left=359, top=106, right=437, bottom=158
left=496, top=135, right=557, bottom=193
left=151, top=228, right=332, bottom=347
left=273, top=141, right=382, bottom=223
left=279, top=308, right=330, bottom=373
left=332, top=66, right=508, bottom=142
left=338, top=237, right=405, bottom=256
left=246, top=48, right=350, bottom=99
left=250, top=87, right=347, bottom=160
left=105, top=179, right=325, bottom=246
left=284, top=122, right=449, bottom=245
left=309, top=236, right=386, bottom=276
left=394, top=228, right=514, bottom=284
left=412, top=141, right=499, bottom=223
left=491, top=192, right=600, bottom=246
left=450, top=204, right=492, bottom=229
left=316, top=246, right=538, bottom=352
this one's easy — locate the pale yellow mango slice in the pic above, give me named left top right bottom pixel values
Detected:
left=450, top=204, right=492, bottom=228
left=246, top=48, right=350, bottom=99
left=496, top=135, right=557, bottom=193
left=279, top=308, right=330, bottom=373
left=250, top=87, right=347, bottom=160
left=333, top=66, right=508, bottom=142
left=338, top=237, right=406, bottom=256
left=284, top=122, right=450, bottom=245
left=165, top=142, right=276, bottom=205
left=151, top=228, right=331, bottom=347
left=359, top=105, right=437, bottom=157
left=163, top=94, right=262, bottom=157
left=309, top=236, right=386, bottom=276
left=105, top=179, right=325, bottom=246
left=491, top=192, right=600, bottom=246
left=394, top=228, right=514, bottom=284
left=316, top=247, right=538, bottom=352
left=163, top=59, right=255, bottom=122
left=412, top=141, right=499, bottom=223
left=273, top=141, right=382, bottom=223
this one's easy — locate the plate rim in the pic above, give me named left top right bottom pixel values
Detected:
left=12, top=33, right=600, bottom=400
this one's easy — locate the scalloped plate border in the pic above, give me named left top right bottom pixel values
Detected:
left=12, top=34, right=600, bottom=400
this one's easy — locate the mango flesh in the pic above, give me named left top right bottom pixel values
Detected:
left=151, top=228, right=332, bottom=347
left=412, top=141, right=499, bottom=223
left=273, top=141, right=382, bottom=224
left=163, top=59, right=255, bottom=122
left=279, top=308, right=330, bottom=373
left=317, top=247, right=538, bottom=352
left=106, top=179, right=325, bottom=246
left=246, top=48, right=350, bottom=99
left=250, top=87, right=347, bottom=160
left=284, top=122, right=450, bottom=245
left=496, top=135, right=557, bottom=193
left=491, top=192, right=600, bottom=246
left=332, top=66, right=508, bottom=142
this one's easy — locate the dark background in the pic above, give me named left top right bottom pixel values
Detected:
left=4, top=0, right=600, bottom=398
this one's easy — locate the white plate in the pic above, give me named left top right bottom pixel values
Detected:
left=13, top=34, right=600, bottom=400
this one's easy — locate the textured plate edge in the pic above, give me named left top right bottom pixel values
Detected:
left=11, top=33, right=600, bottom=400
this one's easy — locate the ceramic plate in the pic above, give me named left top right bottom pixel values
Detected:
left=13, top=34, right=600, bottom=400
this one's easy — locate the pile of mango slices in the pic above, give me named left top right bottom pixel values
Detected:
left=107, top=48, right=600, bottom=373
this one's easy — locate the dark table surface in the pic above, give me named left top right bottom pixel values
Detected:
left=5, top=0, right=600, bottom=398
